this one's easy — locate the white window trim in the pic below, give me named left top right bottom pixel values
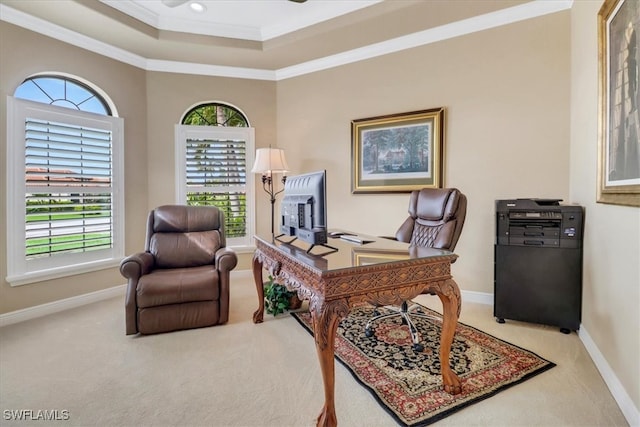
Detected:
left=175, top=124, right=256, bottom=250
left=5, top=97, right=124, bottom=286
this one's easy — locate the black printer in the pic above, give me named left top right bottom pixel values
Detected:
left=495, top=198, right=583, bottom=248
left=494, top=198, right=584, bottom=333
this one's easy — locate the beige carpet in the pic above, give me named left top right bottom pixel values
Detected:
left=0, top=273, right=628, bottom=427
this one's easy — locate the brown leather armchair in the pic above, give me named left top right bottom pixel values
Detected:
left=120, top=205, right=238, bottom=335
left=365, top=187, right=467, bottom=351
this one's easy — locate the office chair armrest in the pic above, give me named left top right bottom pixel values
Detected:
left=120, top=251, right=154, bottom=280
left=215, top=247, right=238, bottom=273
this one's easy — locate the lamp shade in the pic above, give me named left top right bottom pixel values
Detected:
left=251, top=148, right=289, bottom=174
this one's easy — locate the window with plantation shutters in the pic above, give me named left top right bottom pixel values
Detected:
left=7, top=78, right=123, bottom=286
left=176, top=126, right=255, bottom=248
left=176, top=103, right=255, bottom=248
left=24, top=118, right=114, bottom=258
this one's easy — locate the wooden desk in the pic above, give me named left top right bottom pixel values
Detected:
left=252, top=233, right=462, bottom=427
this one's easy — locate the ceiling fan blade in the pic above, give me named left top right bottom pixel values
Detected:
left=288, top=0, right=308, bottom=3
left=161, top=0, right=189, bottom=7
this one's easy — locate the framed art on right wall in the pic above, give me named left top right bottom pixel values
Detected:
left=597, top=0, right=640, bottom=207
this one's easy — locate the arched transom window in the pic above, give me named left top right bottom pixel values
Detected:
left=15, top=75, right=112, bottom=115
left=182, top=103, right=248, bottom=127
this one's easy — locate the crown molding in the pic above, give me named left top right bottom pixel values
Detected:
left=276, top=0, right=574, bottom=80
left=146, top=59, right=277, bottom=81
left=0, top=4, right=147, bottom=69
left=1, top=1, right=573, bottom=82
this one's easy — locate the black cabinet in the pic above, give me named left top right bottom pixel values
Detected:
left=494, top=199, right=583, bottom=333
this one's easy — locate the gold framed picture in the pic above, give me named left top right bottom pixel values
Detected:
left=351, top=108, right=445, bottom=194
left=597, top=0, right=639, bottom=207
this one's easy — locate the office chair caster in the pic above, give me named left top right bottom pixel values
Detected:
left=412, top=343, right=424, bottom=352
left=364, top=326, right=375, bottom=338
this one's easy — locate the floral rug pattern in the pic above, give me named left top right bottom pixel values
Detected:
left=292, top=304, right=555, bottom=426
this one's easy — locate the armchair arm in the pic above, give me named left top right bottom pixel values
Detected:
left=120, top=252, right=154, bottom=335
left=120, top=252, right=154, bottom=279
left=215, top=247, right=238, bottom=273
left=215, top=247, right=237, bottom=325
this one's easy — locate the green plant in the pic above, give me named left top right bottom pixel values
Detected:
left=264, top=275, right=295, bottom=316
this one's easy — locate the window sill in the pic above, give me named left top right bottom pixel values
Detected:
left=6, top=258, right=122, bottom=287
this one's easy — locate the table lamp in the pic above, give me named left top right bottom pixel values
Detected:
left=251, top=147, right=289, bottom=237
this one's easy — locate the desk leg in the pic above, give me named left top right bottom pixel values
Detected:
left=435, top=279, right=463, bottom=395
left=310, top=300, right=348, bottom=427
left=252, top=252, right=265, bottom=324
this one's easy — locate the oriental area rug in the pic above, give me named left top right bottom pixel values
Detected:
left=291, top=304, right=555, bottom=427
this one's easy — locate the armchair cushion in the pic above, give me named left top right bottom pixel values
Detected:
left=149, top=230, right=221, bottom=268
left=137, top=265, right=219, bottom=308
left=153, top=205, right=222, bottom=233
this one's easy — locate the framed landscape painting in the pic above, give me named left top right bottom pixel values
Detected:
left=351, top=108, right=444, bottom=194
left=597, top=0, right=640, bottom=206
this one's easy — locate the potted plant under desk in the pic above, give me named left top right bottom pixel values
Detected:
left=264, top=275, right=302, bottom=316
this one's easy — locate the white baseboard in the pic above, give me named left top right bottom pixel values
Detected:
left=0, top=284, right=126, bottom=328
left=579, top=326, right=640, bottom=427
left=461, top=289, right=493, bottom=305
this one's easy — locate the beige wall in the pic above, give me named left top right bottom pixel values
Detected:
left=276, top=11, right=571, bottom=293
left=0, top=22, right=148, bottom=313
left=570, top=1, right=640, bottom=410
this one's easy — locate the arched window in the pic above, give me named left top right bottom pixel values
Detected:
left=15, top=75, right=112, bottom=115
left=182, top=103, right=248, bottom=127
left=176, top=102, right=254, bottom=248
left=7, top=74, right=124, bottom=285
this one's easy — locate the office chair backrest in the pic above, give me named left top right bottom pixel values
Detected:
left=395, top=188, right=467, bottom=251
left=144, top=205, right=226, bottom=268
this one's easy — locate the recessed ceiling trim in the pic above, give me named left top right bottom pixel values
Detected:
left=101, top=0, right=161, bottom=31
left=99, top=0, right=382, bottom=42
left=146, top=59, right=277, bottom=81
left=156, top=16, right=262, bottom=41
left=0, top=1, right=573, bottom=83
left=260, top=0, right=384, bottom=41
left=276, top=0, right=574, bottom=80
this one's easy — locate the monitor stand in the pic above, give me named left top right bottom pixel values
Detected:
left=274, top=235, right=338, bottom=256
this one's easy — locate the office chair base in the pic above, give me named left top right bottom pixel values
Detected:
left=364, top=301, right=441, bottom=352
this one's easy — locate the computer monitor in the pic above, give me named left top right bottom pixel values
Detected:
left=279, top=170, right=334, bottom=252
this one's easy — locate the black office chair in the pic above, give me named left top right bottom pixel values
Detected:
left=364, top=187, right=467, bottom=351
